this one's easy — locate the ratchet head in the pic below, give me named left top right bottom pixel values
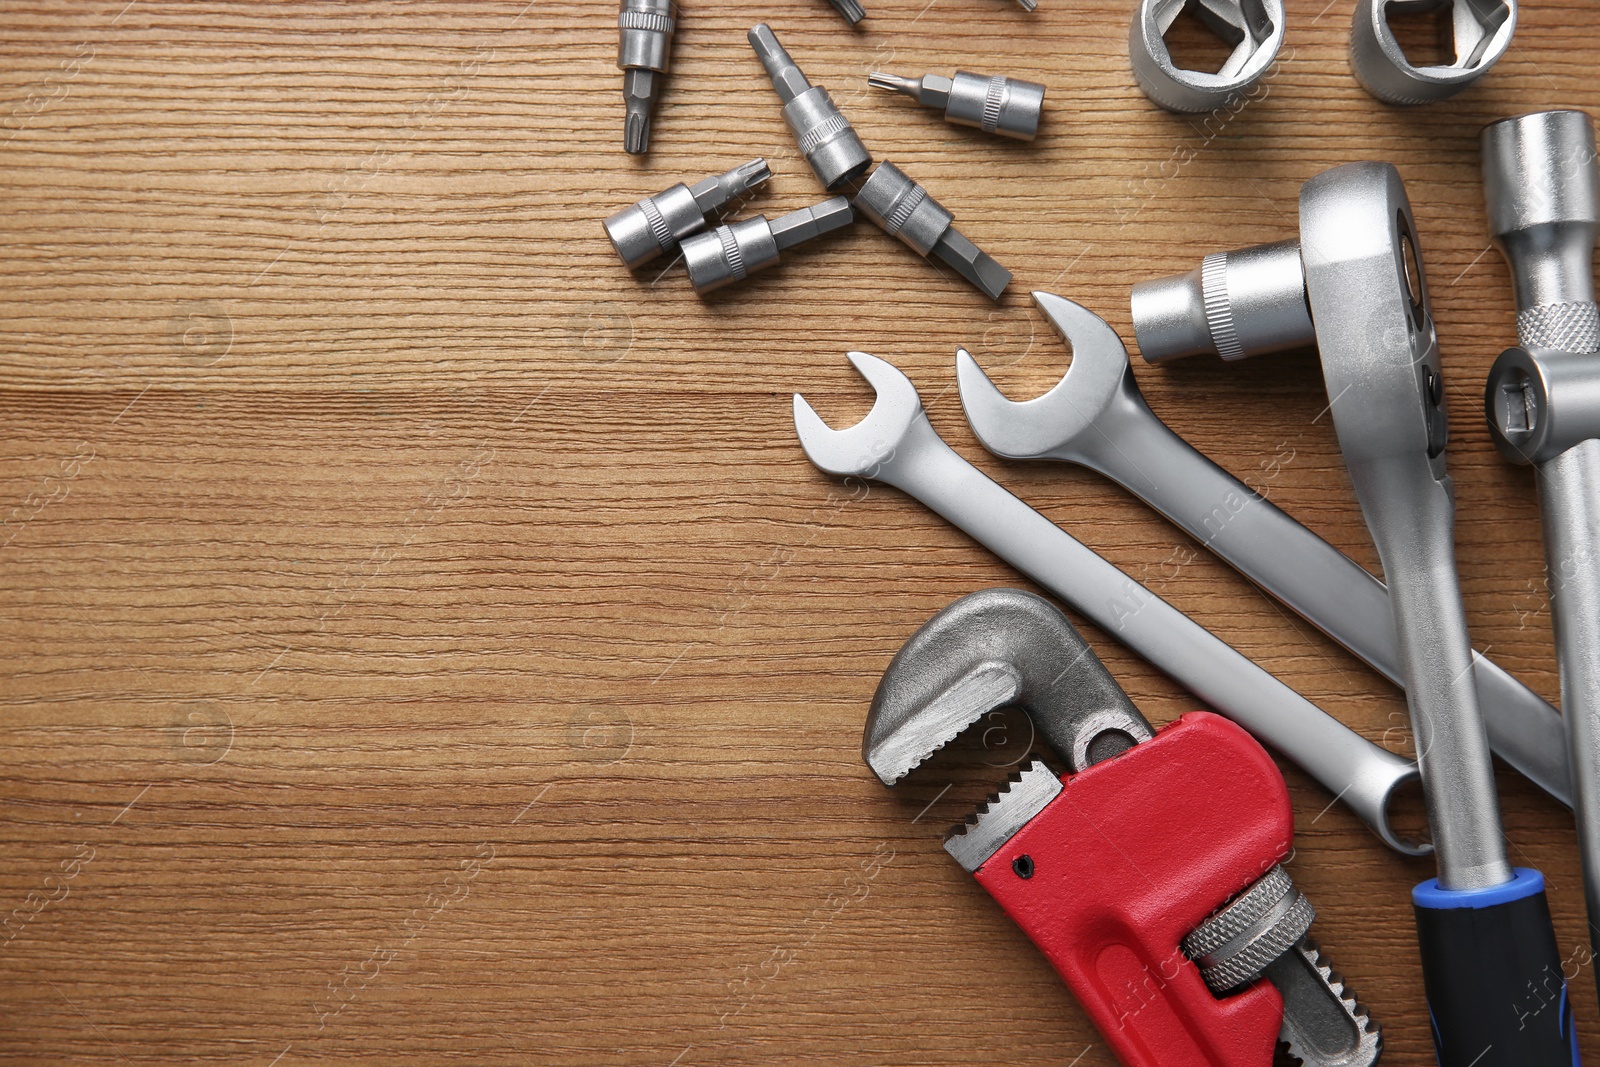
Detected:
left=957, top=293, right=1137, bottom=461
left=793, top=351, right=922, bottom=478
left=864, top=588, right=1153, bottom=786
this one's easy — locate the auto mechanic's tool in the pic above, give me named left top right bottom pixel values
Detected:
left=868, top=588, right=1380, bottom=1067
left=867, top=69, right=1045, bottom=141
left=680, top=196, right=854, bottom=295
left=1482, top=109, right=1600, bottom=1005
left=1128, top=0, right=1285, bottom=114
left=617, top=0, right=675, bottom=154
left=602, top=160, right=773, bottom=270
left=823, top=0, right=866, bottom=24
left=1131, top=161, right=1572, bottom=1065
left=749, top=24, right=872, bottom=191
left=956, top=292, right=1571, bottom=808
left=1349, top=0, right=1515, bottom=106
left=793, top=350, right=1423, bottom=852
left=853, top=162, right=1011, bottom=301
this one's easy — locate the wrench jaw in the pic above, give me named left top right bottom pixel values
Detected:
left=792, top=351, right=923, bottom=478
left=865, top=588, right=1154, bottom=787
left=955, top=294, right=1137, bottom=462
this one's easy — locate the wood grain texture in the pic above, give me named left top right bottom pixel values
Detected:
left=0, top=0, right=1597, bottom=1062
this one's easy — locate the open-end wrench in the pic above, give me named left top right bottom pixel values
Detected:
left=954, top=292, right=1571, bottom=809
left=793, top=351, right=1424, bottom=854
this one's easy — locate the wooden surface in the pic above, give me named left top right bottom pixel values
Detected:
left=2, top=1, right=1599, bottom=1062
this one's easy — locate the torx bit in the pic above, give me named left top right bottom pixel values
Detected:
left=748, top=24, right=871, bottom=190
left=853, top=161, right=1011, bottom=300
left=617, top=0, right=675, bottom=154
left=680, top=195, right=854, bottom=295
left=823, top=0, right=866, bottom=24
left=603, top=159, right=773, bottom=270
left=868, top=69, right=1046, bottom=141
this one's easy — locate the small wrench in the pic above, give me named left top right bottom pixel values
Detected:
left=793, top=351, right=1424, bottom=854
left=955, top=291, right=1571, bottom=809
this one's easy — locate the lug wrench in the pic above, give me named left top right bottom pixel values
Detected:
left=954, top=292, right=1571, bottom=808
left=1131, top=161, right=1573, bottom=1066
left=792, top=351, right=1423, bottom=853
left=1482, top=108, right=1600, bottom=1006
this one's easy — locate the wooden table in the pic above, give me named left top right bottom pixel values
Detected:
left=2, top=1, right=1597, bottom=1062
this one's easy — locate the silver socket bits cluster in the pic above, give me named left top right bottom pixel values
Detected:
left=603, top=21, right=1042, bottom=301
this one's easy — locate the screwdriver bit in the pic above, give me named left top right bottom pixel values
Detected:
left=868, top=69, right=1046, bottom=141
left=617, top=0, right=675, bottom=154
left=853, top=161, right=1012, bottom=300
left=680, top=196, right=855, bottom=295
left=823, top=0, right=866, bottom=23
left=603, top=159, right=773, bottom=270
left=748, top=24, right=872, bottom=190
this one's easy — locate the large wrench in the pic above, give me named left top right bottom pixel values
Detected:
left=793, top=351, right=1424, bottom=854
left=955, top=291, right=1571, bottom=808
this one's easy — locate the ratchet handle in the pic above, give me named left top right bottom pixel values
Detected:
left=1413, top=869, right=1578, bottom=1066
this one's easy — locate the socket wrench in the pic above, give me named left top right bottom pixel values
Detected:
left=1483, top=108, right=1600, bottom=1008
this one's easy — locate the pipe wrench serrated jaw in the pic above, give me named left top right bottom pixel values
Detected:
left=864, top=588, right=1152, bottom=784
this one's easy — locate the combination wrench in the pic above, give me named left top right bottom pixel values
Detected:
left=793, top=350, right=1423, bottom=854
left=954, top=291, right=1571, bottom=808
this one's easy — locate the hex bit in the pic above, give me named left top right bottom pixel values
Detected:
left=680, top=196, right=854, bottom=295
left=748, top=24, right=872, bottom=190
left=853, top=161, right=1011, bottom=300
left=868, top=69, right=1045, bottom=141
left=823, top=0, right=866, bottom=24
left=617, top=0, right=675, bottom=154
left=603, top=159, right=772, bottom=270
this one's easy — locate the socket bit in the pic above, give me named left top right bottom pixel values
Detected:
left=748, top=24, right=872, bottom=190
left=617, top=0, right=675, bottom=154
left=868, top=69, right=1045, bottom=141
left=1350, top=0, right=1515, bottom=106
left=680, top=196, right=855, bottom=295
left=603, top=159, right=773, bottom=270
left=1131, top=239, right=1313, bottom=362
left=853, top=161, right=1012, bottom=301
left=823, top=0, right=866, bottom=24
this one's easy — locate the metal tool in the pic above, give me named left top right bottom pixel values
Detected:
left=823, top=0, right=866, bottom=24
left=749, top=24, right=872, bottom=191
left=617, top=0, right=675, bottom=153
left=853, top=162, right=1011, bottom=301
left=680, top=196, right=854, bottom=295
left=867, top=69, right=1045, bottom=141
left=1131, top=160, right=1572, bottom=1066
left=869, top=588, right=1379, bottom=1067
left=602, top=160, right=772, bottom=270
left=1483, top=109, right=1600, bottom=1008
left=955, top=292, right=1571, bottom=808
left=1349, top=0, right=1515, bottom=106
left=793, top=350, right=1422, bottom=852
left=1128, top=0, right=1285, bottom=114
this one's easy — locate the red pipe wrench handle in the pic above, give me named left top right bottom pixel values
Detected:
left=975, top=712, right=1293, bottom=1067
